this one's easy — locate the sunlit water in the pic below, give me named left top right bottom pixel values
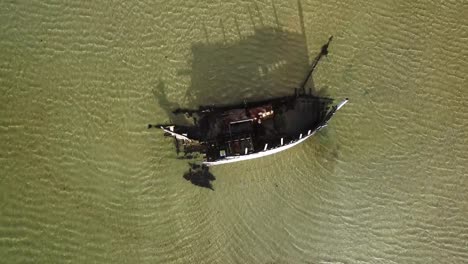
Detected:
left=1, top=0, right=467, bottom=263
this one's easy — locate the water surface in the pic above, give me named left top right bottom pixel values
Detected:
left=1, top=0, right=467, bottom=263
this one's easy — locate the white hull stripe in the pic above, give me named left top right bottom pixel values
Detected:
left=203, top=126, right=323, bottom=166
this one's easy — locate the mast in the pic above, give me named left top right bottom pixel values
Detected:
left=299, top=36, right=333, bottom=95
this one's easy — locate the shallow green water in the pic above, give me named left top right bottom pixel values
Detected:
left=1, top=0, right=467, bottom=263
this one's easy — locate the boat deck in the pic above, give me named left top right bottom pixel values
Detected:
left=191, top=95, right=332, bottom=161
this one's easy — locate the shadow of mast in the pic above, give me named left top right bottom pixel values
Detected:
left=179, top=0, right=323, bottom=109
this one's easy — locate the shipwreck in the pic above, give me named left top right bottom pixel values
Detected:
left=151, top=36, right=348, bottom=166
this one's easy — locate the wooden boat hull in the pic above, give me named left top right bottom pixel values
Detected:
left=202, top=98, right=348, bottom=166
